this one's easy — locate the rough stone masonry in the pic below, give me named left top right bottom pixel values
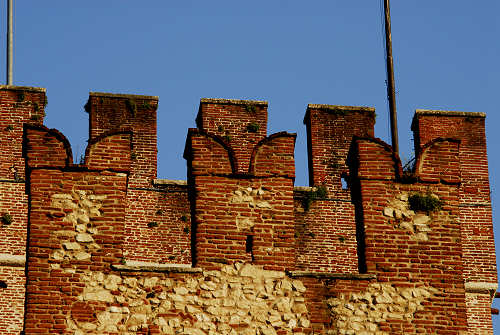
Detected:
left=0, top=85, right=497, bottom=334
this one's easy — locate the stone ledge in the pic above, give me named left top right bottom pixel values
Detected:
left=153, top=179, right=187, bottom=186
left=0, top=179, right=25, bottom=184
left=0, top=253, right=25, bottom=267
left=200, top=98, right=268, bottom=106
left=286, top=271, right=376, bottom=280
left=415, top=109, right=486, bottom=118
left=294, top=186, right=314, bottom=192
left=465, top=281, right=498, bottom=294
left=111, top=261, right=201, bottom=273
left=0, top=85, right=46, bottom=93
left=89, top=91, right=159, bottom=100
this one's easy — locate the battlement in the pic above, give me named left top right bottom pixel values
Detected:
left=0, top=86, right=496, bottom=334
left=86, top=91, right=159, bottom=187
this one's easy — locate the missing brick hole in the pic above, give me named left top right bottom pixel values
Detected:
left=246, top=235, right=254, bottom=261
left=0, top=281, right=7, bottom=288
left=341, top=175, right=349, bottom=190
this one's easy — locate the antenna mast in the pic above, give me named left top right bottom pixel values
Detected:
left=6, top=0, right=13, bottom=85
left=383, top=0, right=398, bottom=154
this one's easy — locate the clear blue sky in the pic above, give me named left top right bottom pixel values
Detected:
left=2, top=0, right=500, bottom=330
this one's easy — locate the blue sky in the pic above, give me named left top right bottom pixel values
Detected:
left=2, top=0, right=500, bottom=330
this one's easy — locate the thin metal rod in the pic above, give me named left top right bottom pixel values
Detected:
left=6, top=0, right=13, bottom=85
left=383, top=0, right=398, bottom=154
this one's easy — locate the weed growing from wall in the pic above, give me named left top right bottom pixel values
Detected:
left=408, top=193, right=442, bottom=212
left=246, top=122, right=260, bottom=133
left=1, top=213, right=13, bottom=225
left=302, top=185, right=327, bottom=211
left=244, top=104, right=257, bottom=113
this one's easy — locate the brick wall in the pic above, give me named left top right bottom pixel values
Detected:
left=185, top=101, right=297, bottom=270
left=350, top=137, right=469, bottom=333
left=0, top=85, right=46, bottom=335
left=295, top=105, right=375, bottom=273
left=123, top=181, right=191, bottom=265
left=86, top=93, right=191, bottom=265
left=196, top=98, right=268, bottom=174
left=412, top=110, right=497, bottom=333
left=24, top=125, right=129, bottom=334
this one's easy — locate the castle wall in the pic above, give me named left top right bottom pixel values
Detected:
left=0, top=87, right=495, bottom=334
left=349, top=137, right=469, bottom=333
left=0, top=86, right=46, bottom=335
left=412, top=110, right=497, bottom=333
left=86, top=93, right=191, bottom=265
left=185, top=99, right=297, bottom=270
left=295, top=105, right=375, bottom=273
left=23, top=125, right=129, bottom=334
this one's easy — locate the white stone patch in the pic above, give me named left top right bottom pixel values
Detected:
left=235, top=216, right=255, bottom=231
left=231, top=186, right=272, bottom=209
left=327, top=283, right=439, bottom=335
left=382, top=192, right=436, bottom=241
left=50, top=190, right=106, bottom=261
left=66, top=262, right=310, bottom=335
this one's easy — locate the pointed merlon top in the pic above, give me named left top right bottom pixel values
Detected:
left=0, top=85, right=46, bottom=93
left=200, top=98, right=268, bottom=106
left=89, top=92, right=159, bottom=100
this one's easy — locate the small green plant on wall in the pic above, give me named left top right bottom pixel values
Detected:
left=126, top=99, right=137, bottom=116
left=245, top=104, right=257, bottom=113
left=302, top=185, right=327, bottom=211
left=246, top=122, right=260, bottom=133
left=408, top=192, right=443, bottom=212
left=1, top=213, right=13, bottom=225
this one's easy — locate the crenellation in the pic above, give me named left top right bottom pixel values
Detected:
left=0, top=86, right=496, bottom=334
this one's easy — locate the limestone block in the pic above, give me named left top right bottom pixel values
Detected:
left=63, top=242, right=81, bottom=250
left=383, top=207, right=394, bottom=217
left=292, top=280, right=306, bottom=293
left=75, top=233, right=94, bottom=243
left=74, top=251, right=91, bottom=260
left=413, top=214, right=431, bottom=225
left=174, top=286, right=189, bottom=295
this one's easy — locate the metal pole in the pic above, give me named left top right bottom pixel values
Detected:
left=383, top=0, right=398, bottom=154
left=6, top=0, right=13, bottom=85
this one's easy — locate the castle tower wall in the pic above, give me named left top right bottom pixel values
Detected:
left=86, top=93, right=191, bottom=265
left=186, top=99, right=297, bottom=270
left=86, top=92, right=158, bottom=187
left=348, top=137, right=469, bottom=333
left=196, top=98, right=268, bottom=174
left=412, top=110, right=497, bottom=333
left=295, top=105, right=375, bottom=273
left=0, top=86, right=46, bottom=335
left=23, top=125, right=129, bottom=334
